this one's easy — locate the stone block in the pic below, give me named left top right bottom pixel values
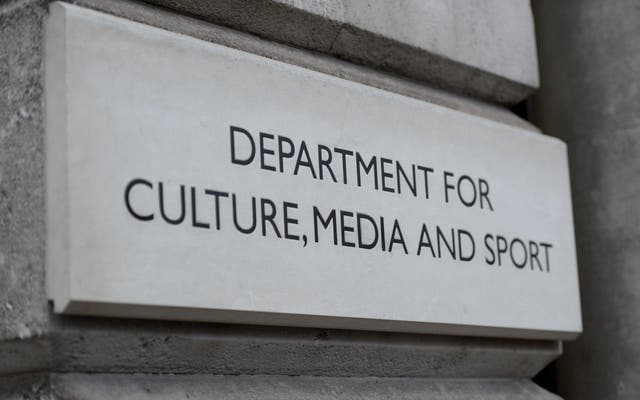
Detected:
left=130, top=0, right=539, bottom=104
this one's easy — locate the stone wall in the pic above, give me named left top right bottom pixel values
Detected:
left=0, top=1, right=563, bottom=399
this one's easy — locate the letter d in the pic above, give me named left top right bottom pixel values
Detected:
left=357, top=213, right=379, bottom=250
left=230, top=125, right=255, bottom=165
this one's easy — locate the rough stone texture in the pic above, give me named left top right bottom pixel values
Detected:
left=142, top=0, right=346, bottom=53
left=0, top=336, right=50, bottom=375
left=0, top=1, right=560, bottom=399
left=0, top=373, right=561, bottom=400
left=50, top=318, right=561, bottom=377
left=0, top=316, right=561, bottom=378
left=533, top=1, right=640, bottom=399
left=0, top=0, right=49, bottom=342
left=135, top=0, right=538, bottom=104
left=0, top=373, right=53, bottom=400
left=53, top=374, right=562, bottom=400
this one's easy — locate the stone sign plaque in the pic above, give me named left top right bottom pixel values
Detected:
left=45, top=3, right=581, bottom=339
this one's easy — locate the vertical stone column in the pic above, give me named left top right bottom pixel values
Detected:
left=533, top=1, right=640, bottom=399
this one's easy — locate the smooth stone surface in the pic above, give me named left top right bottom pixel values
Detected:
left=134, top=0, right=539, bottom=104
left=533, top=0, right=640, bottom=399
left=45, top=3, right=580, bottom=339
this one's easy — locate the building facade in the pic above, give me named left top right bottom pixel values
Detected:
left=1, top=0, right=638, bottom=399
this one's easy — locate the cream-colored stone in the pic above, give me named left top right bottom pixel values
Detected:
left=45, top=3, right=580, bottom=340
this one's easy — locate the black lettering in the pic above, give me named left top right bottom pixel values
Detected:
left=204, top=189, right=228, bottom=230
left=417, top=166, right=434, bottom=199
left=277, top=135, right=295, bottom=173
left=457, top=175, right=477, bottom=207
left=283, top=201, right=300, bottom=240
left=125, top=178, right=154, bottom=221
left=484, top=234, right=496, bottom=265
left=379, top=216, right=386, bottom=251
left=444, top=171, right=455, bottom=203
left=396, top=162, right=417, bottom=196
left=380, top=157, right=394, bottom=193
left=259, top=132, right=276, bottom=171
left=232, top=194, right=257, bottom=234
left=158, top=182, right=185, bottom=225
left=357, top=213, right=378, bottom=250
left=496, top=235, right=508, bottom=266
left=356, top=152, right=378, bottom=189
left=417, top=224, right=436, bottom=257
left=230, top=126, right=255, bottom=165
left=334, top=147, right=353, bottom=184
left=388, top=220, right=408, bottom=254
left=436, top=226, right=456, bottom=259
left=293, top=140, right=317, bottom=179
left=509, top=238, right=527, bottom=268
left=340, top=210, right=356, bottom=247
left=541, top=242, right=553, bottom=272
left=529, top=241, right=543, bottom=271
left=260, top=198, right=281, bottom=237
left=190, top=187, right=210, bottom=229
left=318, top=144, right=337, bottom=182
left=479, top=178, right=494, bottom=211
left=313, top=207, right=337, bottom=245
left=458, top=229, right=475, bottom=262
